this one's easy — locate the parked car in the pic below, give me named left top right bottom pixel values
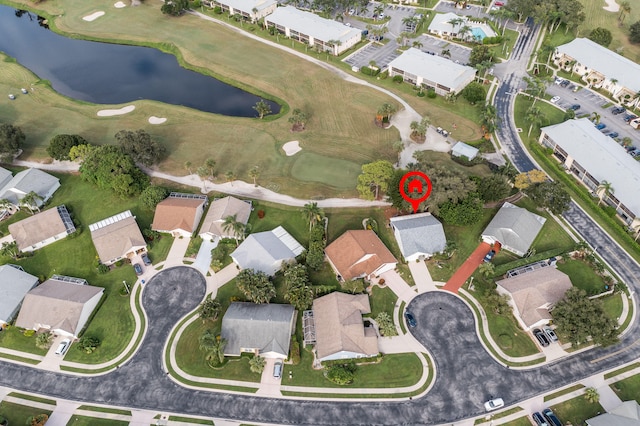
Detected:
left=533, top=328, right=550, bottom=347
left=608, top=132, right=619, bottom=138
left=543, top=326, right=558, bottom=342
left=626, top=145, right=637, bottom=152
left=554, top=77, right=564, bottom=85
left=612, top=106, right=626, bottom=115
left=484, top=397, right=504, bottom=412
left=560, top=80, right=570, bottom=88
left=494, top=1, right=504, bottom=6
left=542, top=408, right=562, bottom=426
left=133, top=263, right=143, bottom=276
left=630, top=150, right=640, bottom=157
left=483, top=249, right=496, bottom=263
left=532, top=412, right=549, bottom=426
left=623, top=114, right=638, bottom=122
left=273, top=360, right=283, bottom=378
left=569, top=104, right=581, bottom=111
left=141, top=252, right=152, bottom=266
left=404, top=311, right=417, bottom=328
left=550, top=96, right=561, bottom=103
left=55, top=338, right=71, bottom=356
left=595, top=123, right=606, bottom=130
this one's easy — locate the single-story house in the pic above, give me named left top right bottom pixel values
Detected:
left=390, top=212, right=446, bottom=262
left=265, top=6, right=362, bottom=56
left=209, top=0, right=277, bottom=22
left=199, top=196, right=252, bottom=241
left=387, top=47, right=477, bottom=96
left=89, top=210, right=147, bottom=265
left=0, top=168, right=60, bottom=208
left=586, top=400, right=640, bottom=426
left=496, top=267, right=572, bottom=331
left=325, top=230, right=397, bottom=282
left=221, top=302, right=296, bottom=358
left=554, top=38, right=640, bottom=107
left=9, top=205, right=76, bottom=252
left=312, top=292, right=378, bottom=362
left=151, top=192, right=208, bottom=238
left=451, top=141, right=479, bottom=160
left=0, top=167, right=13, bottom=189
left=15, top=275, right=104, bottom=339
left=540, top=118, right=640, bottom=230
left=481, top=202, right=546, bottom=257
left=0, top=264, right=39, bottom=326
left=231, top=226, right=304, bottom=276
left=428, top=12, right=496, bottom=42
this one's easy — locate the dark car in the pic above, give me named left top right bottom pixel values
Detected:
left=133, top=263, right=143, bottom=276
left=569, top=104, right=580, bottom=111
left=483, top=249, right=496, bottom=263
left=560, top=80, right=570, bottom=87
left=612, top=106, right=626, bottom=115
left=532, top=412, right=549, bottom=426
left=141, top=252, right=152, bottom=266
left=533, top=328, right=550, bottom=347
left=608, top=132, right=619, bottom=138
left=624, top=114, right=638, bottom=122
left=595, top=123, right=606, bottom=130
left=542, top=408, right=562, bottom=426
left=404, top=311, right=417, bottom=328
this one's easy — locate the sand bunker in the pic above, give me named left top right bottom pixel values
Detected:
left=603, top=0, right=619, bottom=12
left=148, top=116, right=167, bottom=124
left=282, top=141, right=302, bottom=156
left=114, top=1, right=127, bottom=8
left=97, top=105, right=135, bottom=117
left=83, top=11, right=105, bottom=21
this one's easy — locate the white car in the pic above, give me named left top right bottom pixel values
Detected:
left=484, top=397, right=505, bottom=412
left=55, top=338, right=71, bottom=356
left=550, top=96, right=561, bottom=104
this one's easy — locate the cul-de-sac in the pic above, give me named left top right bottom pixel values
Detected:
left=1, top=0, right=640, bottom=424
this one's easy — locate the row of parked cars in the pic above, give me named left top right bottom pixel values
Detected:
left=533, top=408, right=562, bottom=426
left=532, top=326, right=557, bottom=347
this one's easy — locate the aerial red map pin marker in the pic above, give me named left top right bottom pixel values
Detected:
left=399, top=171, right=432, bottom=213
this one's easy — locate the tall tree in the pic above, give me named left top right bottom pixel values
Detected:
left=199, top=330, right=226, bottom=366
left=184, top=161, right=193, bottom=174
left=248, top=166, right=260, bottom=187
left=469, top=44, right=494, bottom=67
left=525, top=181, right=571, bottom=214
left=478, top=174, right=511, bottom=202
left=236, top=269, right=276, bottom=304
left=0, top=123, right=25, bottom=155
left=222, top=214, right=246, bottom=243
left=0, top=241, right=20, bottom=260
left=288, top=108, right=309, bottom=131
left=47, top=134, right=87, bottom=160
left=115, top=129, right=166, bottom=167
left=525, top=105, right=546, bottom=137
left=253, top=99, right=272, bottom=119
left=0, top=198, right=12, bottom=213
left=161, top=0, right=189, bottom=16
left=596, top=180, right=614, bottom=206
left=205, top=158, right=216, bottom=180
left=356, top=160, right=394, bottom=200
left=588, top=27, right=613, bottom=47
left=21, top=191, right=43, bottom=214
left=377, top=103, right=397, bottom=121
left=198, top=295, right=222, bottom=322
left=619, top=1, right=631, bottom=25
left=79, top=145, right=149, bottom=198
left=302, top=202, right=324, bottom=231
left=283, top=264, right=314, bottom=310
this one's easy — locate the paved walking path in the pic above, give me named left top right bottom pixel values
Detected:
left=443, top=242, right=493, bottom=293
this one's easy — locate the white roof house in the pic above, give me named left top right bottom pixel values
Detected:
left=482, top=202, right=546, bottom=257
left=451, top=141, right=479, bottom=160
left=390, top=213, right=446, bottom=262
left=0, top=168, right=60, bottom=207
left=231, top=226, right=304, bottom=276
left=0, top=265, right=39, bottom=325
left=540, top=118, right=640, bottom=228
left=387, top=48, right=477, bottom=96
left=0, top=167, right=13, bottom=189
left=555, top=38, right=640, bottom=103
left=210, top=0, right=277, bottom=21
left=265, top=6, right=362, bottom=55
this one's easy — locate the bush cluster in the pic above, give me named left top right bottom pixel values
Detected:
left=360, top=66, right=380, bottom=76
left=306, top=223, right=326, bottom=270
left=482, top=36, right=503, bottom=45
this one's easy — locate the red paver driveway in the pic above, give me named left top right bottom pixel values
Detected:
left=443, top=242, right=500, bottom=294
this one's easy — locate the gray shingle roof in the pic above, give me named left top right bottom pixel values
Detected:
left=390, top=213, right=446, bottom=259
left=482, top=203, right=546, bottom=256
left=0, top=168, right=60, bottom=205
left=231, top=226, right=303, bottom=275
left=221, top=302, right=295, bottom=357
left=0, top=265, right=39, bottom=323
left=587, top=401, right=640, bottom=426
left=199, top=196, right=252, bottom=239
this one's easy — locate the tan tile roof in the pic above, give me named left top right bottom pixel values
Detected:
left=152, top=197, right=206, bottom=234
left=90, top=214, right=146, bottom=263
left=9, top=207, right=67, bottom=251
left=15, top=278, right=104, bottom=336
left=313, top=292, right=378, bottom=361
left=200, top=196, right=251, bottom=239
left=325, top=230, right=397, bottom=281
left=496, top=267, right=572, bottom=328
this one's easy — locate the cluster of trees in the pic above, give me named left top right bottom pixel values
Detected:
left=630, top=21, right=640, bottom=44
left=47, top=134, right=86, bottom=160
left=524, top=181, right=571, bottom=214
left=357, top=160, right=394, bottom=200
left=79, top=145, right=150, bottom=198
left=505, top=0, right=584, bottom=32
left=76, top=336, right=101, bottom=354
left=305, top=216, right=326, bottom=271
left=283, top=264, right=314, bottom=310
left=552, top=287, right=619, bottom=347
left=161, top=0, right=189, bottom=16
left=461, top=82, right=486, bottom=105
left=289, top=108, right=309, bottom=131
left=236, top=269, right=276, bottom=303
left=115, top=129, right=166, bottom=167
left=409, top=116, right=431, bottom=142
left=140, top=186, right=170, bottom=210
left=0, top=123, right=25, bottom=159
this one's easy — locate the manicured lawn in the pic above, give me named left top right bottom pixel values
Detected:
left=368, top=285, right=398, bottom=319
left=550, top=395, right=604, bottom=426
left=484, top=306, right=538, bottom=357
left=0, top=401, right=52, bottom=425
left=67, top=416, right=129, bottom=426
left=248, top=201, right=310, bottom=247
left=557, top=258, right=608, bottom=296
left=513, top=95, right=567, bottom=146
left=168, top=415, right=213, bottom=425
left=290, top=152, right=362, bottom=189
left=146, top=234, right=174, bottom=264
left=500, top=417, right=535, bottom=426
left=0, top=326, right=48, bottom=355
left=611, top=372, right=640, bottom=403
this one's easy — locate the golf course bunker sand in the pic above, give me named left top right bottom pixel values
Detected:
left=149, top=116, right=167, bottom=124
left=603, top=0, right=619, bottom=12
left=82, top=11, right=105, bottom=21
left=97, top=105, right=135, bottom=117
left=282, top=141, right=302, bottom=156
left=114, top=1, right=127, bottom=8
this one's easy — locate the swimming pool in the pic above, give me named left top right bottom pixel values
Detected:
left=471, top=27, right=487, bottom=41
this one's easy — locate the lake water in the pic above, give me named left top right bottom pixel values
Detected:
left=0, top=5, right=279, bottom=116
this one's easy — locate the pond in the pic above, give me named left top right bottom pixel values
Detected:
left=0, top=5, right=279, bottom=117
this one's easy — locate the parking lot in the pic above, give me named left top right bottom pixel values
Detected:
left=344, top=40, right=401, bottom=69
left=415, top=34, right=471, bottom=65
left=546, top=81, right=640, bottom=149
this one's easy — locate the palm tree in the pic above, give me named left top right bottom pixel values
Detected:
left=224, top=170, right=235, bottom=183
left=585, top=387, right=600, bottom=404
left=591, top=111, right=601, bottom=124
left=21, top=191, right=43, bottom=214
left=478, top=262, right=495, bottom=278
left=377, top=103, right=397, bottom=122
left=619, top=1, right=631, bottom=25
left=596, top=180, right=614, bottom=205
left=458, top=25, right=472, bottom=41
left=0, top=198, right=13, bottom=213
left=302, top=202, right=323, bottom=230
left=184, top=161, right=193, bottom=174
left=252, top=99, right=272, bottom=119
left=448, top=17, right=464, bottom=32
left=441, top=48, right=451, bottom=58
left=205, top=158, right=216, bottom=180
left=373, top=4, right=384, bottom=20
left=0, top=241, right=19, bottom=260
left=222, top=214, right=246, bottom=243
left=525, top=106, right=545, bottom=137
left=481, top=103, right=498, bottom=133
left=411, top=40, right=423, bottom=49
left=523, top=76, right=548, bottom=105
left=248, top=166, right=260, bottom=187
left=199, top=331, right=226, bottom=367
left=196, top=166, right=209, bottom=191
left=249, top=355, right=266, bottom=374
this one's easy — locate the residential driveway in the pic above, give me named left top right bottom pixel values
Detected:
left=193, top=237, right=218, bottom=276
left=442, top=242, right=492, bottom=293
left=378, top=270, right=416, bottom=303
